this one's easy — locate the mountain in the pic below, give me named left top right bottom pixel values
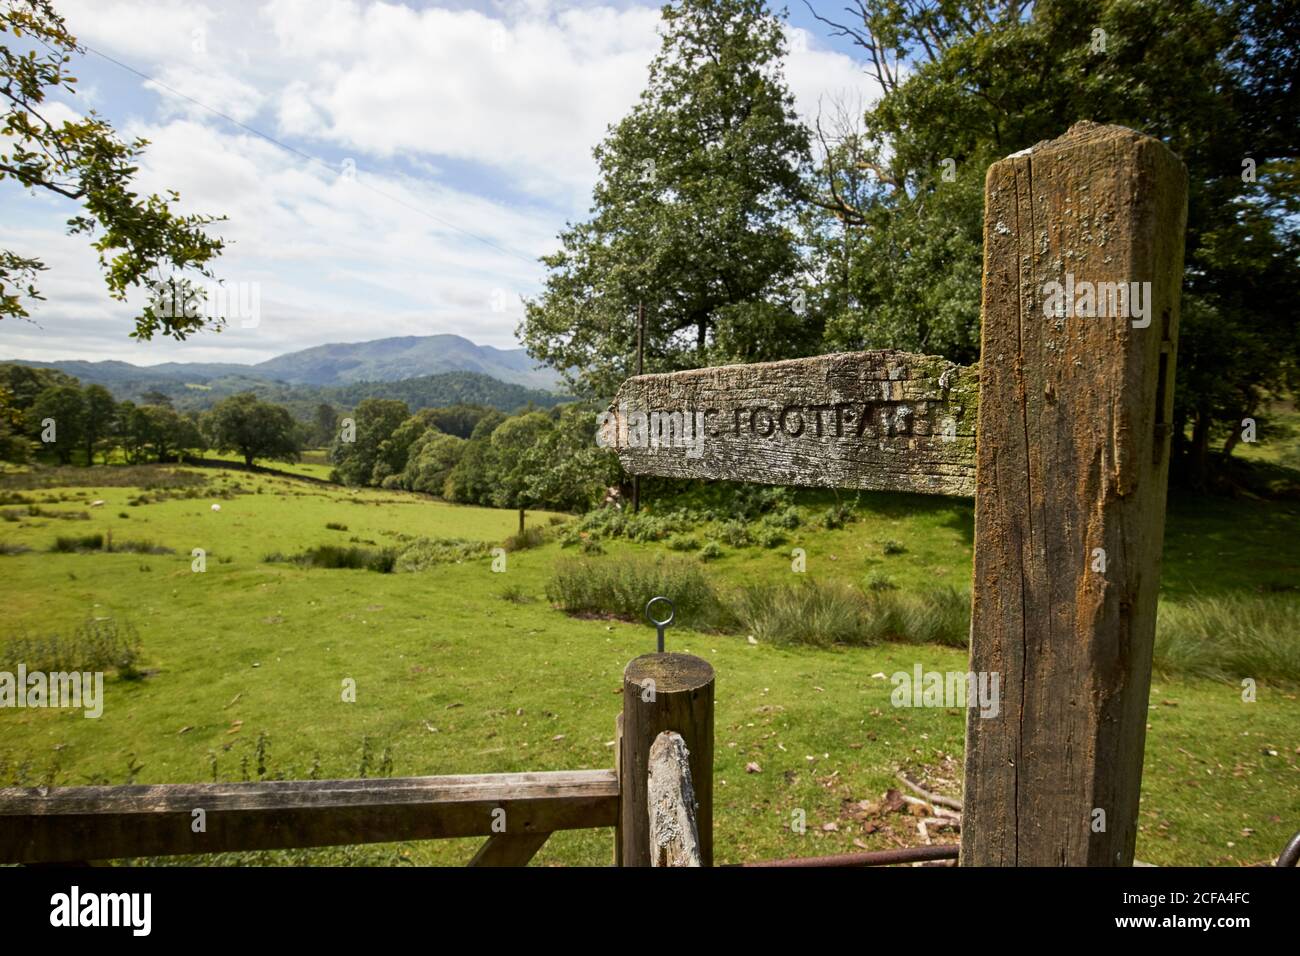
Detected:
left=7, top=334, right=563, bottom=392
left=252, top=335, right=558, bottom=389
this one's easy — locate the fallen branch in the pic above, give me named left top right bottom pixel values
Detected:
left=897, top=771, right=963, bottom=812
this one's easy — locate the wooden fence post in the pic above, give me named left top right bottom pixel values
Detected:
left=961, top=122, right=1188, bottom=866
left=620, top=653, right=714, bottom=866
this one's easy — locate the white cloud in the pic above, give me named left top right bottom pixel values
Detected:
left=1, top=1, right=874, bottom=366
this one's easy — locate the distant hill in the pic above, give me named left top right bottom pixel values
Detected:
left=7, top=333, right=563, bottom=392
left=254, top=335, right=559, bottom=389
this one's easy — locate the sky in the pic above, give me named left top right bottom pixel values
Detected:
left=0, top=0, right=874, bottom=367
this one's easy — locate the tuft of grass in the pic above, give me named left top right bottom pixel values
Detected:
left=51, top=533, right=104, bottom=552
left=110, top=539, right=175, bottom=555
left=547, top=555, right=734, bottom=629
left=0, top=619, right=143, bottom=677
left=266, top=544, right=397, bottom=573
left=394, top=537, right=490, bottom=571
left=325, top=522, right=349, bottom=532
left=498, top=583, right=534, bottom=604
left=734, top=579, right=869, bottom=647
left=1154, top=593, right=1300, bottom=684
left=734, top=581, right=969, bottom=649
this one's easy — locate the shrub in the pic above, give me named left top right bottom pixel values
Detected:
left=864, top=571, right=899, bottom=591
left=882, top=539, right=907, bottom=555
left=325, top=522, right=349, bottom=531
left=666, top=534, right=699, bottom=552
left=698, top=540, right=724, bottom=561
left=755, top=528, right=786, bottom=549
left=719, top=521, right=751, bottom=548
left=765, top=506, right=802, bottom=530
left=0, top=541, right=31, bottom=555
left=504, top=525, right=546, bottom=551
left=579, top=537, right=605, bottom=555
left=546, top=555, right=733, bottom=629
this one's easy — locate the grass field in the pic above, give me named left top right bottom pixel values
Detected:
left=0, top=462, right=1296, bottom=866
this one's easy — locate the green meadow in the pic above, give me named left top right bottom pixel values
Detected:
left=0, top=462, right=1296, bottom=866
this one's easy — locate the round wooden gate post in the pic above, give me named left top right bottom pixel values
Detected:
left=619, top=653, right=714, bottom=866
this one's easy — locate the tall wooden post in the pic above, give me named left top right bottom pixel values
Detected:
left=619, top=653, right=714, bottom=866
left=961, top=123, right=1188, bottom=865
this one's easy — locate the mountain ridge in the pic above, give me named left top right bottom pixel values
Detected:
left=6, top=333, right=562, bottom=391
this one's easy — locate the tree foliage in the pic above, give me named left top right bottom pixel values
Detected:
left=1, top=0, right=226, bottom=337
left=203, top=392, right=302, bottom=467
left=520, top=0, right=814, bottom=398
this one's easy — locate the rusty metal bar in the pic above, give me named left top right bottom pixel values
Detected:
left=1278, top=831, right=1300, bottom=868
left=737, top=844, right=959, bottom=868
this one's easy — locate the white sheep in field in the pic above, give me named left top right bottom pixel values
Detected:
left=211, top=504, right=221, bottom=512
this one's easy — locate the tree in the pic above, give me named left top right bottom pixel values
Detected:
left=117, top=401, right=199, bottom=463
left=424, top=403, right=496, bottom=439
left=203, top=392, right=302, bottom=468
left=373, top=410, right=438, bottom=487
left=520, top=0, right=813, bottom=399
left=1, top=1, right=227, bottom=337
left=525, top=404, right=622, bottom=512
left=311, top=402, right=339, bottom=447
left=0, top=363, right=76, bottom=409
left=489, top=412, right=554, bottom=531
left=400, top=430, right=467, bottom=495
left=28, top=384, right=84, bottom=464
left=0, top=383, right=32, bottom=462
left=82, top=384, right=115, bottom=464
left=807, top=0, right=1299, bottom=488
left=329, top=399, right=409, bottom=486
left=443, top=410, right=507, bottom=505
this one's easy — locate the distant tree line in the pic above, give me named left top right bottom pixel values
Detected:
left=0, top=364, right=619, bottom=522
left=0, top=364, right=300, bottom=467
left=329, top=399, right=620, bottom=527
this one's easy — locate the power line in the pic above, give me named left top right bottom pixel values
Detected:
left=84, top=45, right=541, bottom=268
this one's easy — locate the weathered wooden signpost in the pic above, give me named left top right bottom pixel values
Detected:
left=608, top=122, right=1187, bottom=866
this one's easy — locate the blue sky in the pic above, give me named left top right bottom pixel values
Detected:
left=0, top=0, right=873, bottom=366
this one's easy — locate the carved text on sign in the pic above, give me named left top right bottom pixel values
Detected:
left=605, top=351, right=979, bottom=497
